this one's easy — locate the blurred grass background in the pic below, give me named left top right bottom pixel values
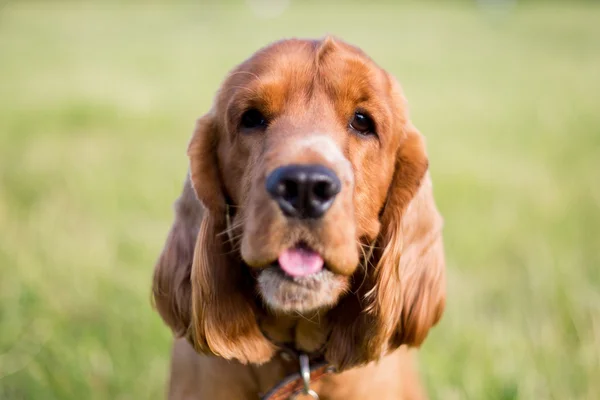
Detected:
left=1, top=0, right=599, bottom=399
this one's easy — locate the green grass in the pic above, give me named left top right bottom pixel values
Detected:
left=1, top=1, right=599, bottom=399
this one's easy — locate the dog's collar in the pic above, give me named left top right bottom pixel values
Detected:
left=258, top=326, right=335, bottom=399
left=260, top=354, right=335, bottom=400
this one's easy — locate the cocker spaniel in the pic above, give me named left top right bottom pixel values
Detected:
left=152, top=37, right=446, bottom=400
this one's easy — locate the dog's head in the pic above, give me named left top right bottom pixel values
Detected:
left=153, top=37, right=445, bottom=369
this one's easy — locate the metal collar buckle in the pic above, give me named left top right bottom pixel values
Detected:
left=296, top=353, right=319, bottom=400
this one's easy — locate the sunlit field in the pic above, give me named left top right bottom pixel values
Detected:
left=1, top=1, right=599, bottom=399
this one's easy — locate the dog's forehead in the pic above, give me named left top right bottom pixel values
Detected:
left=248, top=37, right=370, bottom=72
left=224, top=38, right=388, bottom=100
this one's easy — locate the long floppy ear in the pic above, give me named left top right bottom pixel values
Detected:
left=187, top=114, right=276, bottom=364
left=327, top=121, right=445, bottom=370
left=370, top=123, right=446, bottom=353
left=152, top=173, right=202, bottom=337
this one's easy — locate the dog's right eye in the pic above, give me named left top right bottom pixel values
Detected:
left=240, top=109, right=268, bottom=130
left=349, top=111, right=376, bottom=137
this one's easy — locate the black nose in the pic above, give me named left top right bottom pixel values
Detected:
left=266, top=164, right=341, bottom=219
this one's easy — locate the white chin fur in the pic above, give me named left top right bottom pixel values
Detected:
left=257, top=267, right=348, bottom=313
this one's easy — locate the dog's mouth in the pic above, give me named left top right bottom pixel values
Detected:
left=257, top=244, right=348, bottom=312
left=275, top=244, right=324, bottom=278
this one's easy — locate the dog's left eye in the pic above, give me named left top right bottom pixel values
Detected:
left=349, top=111, right=376, bottom=136
left=240, top=109, right=268, bottom=131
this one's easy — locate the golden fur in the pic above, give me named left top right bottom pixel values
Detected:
left=152, top=37, right=446, bottom=399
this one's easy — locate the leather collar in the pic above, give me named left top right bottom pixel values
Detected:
left=260, top=357, right=335, bottom=400
left=258, top=327, right=336, bottom=400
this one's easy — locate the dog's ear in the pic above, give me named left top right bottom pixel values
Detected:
left=152, top=173, right=201, bottom=337
left=369, top=123, right=445, bottom=352
left=187, top=114, right=276, bottom=364
left=327, top=81, right=445, bottom=370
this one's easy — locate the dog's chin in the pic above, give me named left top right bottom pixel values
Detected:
left=257, top=266, right=350, bottom=314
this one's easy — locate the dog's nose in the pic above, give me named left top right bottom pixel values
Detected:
left=266, top=164, right=341, bottom=219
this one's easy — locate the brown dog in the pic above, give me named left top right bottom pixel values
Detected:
left=152, top=37, right=446, bottom=399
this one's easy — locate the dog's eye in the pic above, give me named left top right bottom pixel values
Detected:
left=349, top=111, right=376, bottom=136
left=240, top=109, right=268, bottom=130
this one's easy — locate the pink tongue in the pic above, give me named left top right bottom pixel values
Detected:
left=278, top=248, right=324, bottom=277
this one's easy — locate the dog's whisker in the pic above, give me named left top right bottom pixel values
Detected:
left=357, top=240, right=383, bottom=251
left=218, top=222, right=244, bottom=235
left=294, top=310, right=319, bottom=324
left=350, top=239, right=375, bottom=294
left=224, top=233, right=245, bottom=246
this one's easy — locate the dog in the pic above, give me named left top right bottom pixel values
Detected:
left=152, top=36, right=446, bottom=399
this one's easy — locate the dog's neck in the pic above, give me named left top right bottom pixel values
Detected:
left=258, top=310, right=330, bottom=355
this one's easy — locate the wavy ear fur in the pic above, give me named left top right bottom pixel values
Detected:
left=371, top=123, right=445, bottom=351
left=327, top=121, right=445, bottom=370
left=187, top=114, right=276, bottom=364
left=152, top=172, right=201, bottom=337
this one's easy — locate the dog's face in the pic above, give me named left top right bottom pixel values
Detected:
left=157, top=37, right=445, bottom=368
left=211, top=38, right=402, bottom=313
